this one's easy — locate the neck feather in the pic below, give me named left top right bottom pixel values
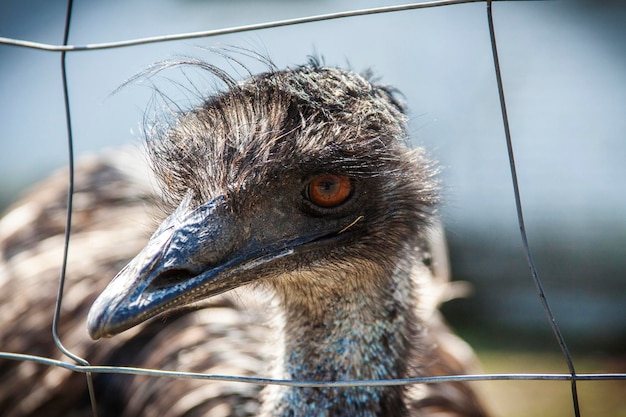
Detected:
left=260, top=254, right=425, bottom=417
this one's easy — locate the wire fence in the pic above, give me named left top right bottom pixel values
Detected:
left=1, top=1, right=625, bottom=416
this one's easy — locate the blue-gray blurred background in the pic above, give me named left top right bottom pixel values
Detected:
left=1, top=0, right=625, bottom=358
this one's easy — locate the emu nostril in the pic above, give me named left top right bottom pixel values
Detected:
left=149, top=269, right=196, bottom=290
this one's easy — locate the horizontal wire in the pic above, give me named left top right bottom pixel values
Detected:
left=1, top=351, right=625, bottom=387
left=0, top=0, right=485, bottom=52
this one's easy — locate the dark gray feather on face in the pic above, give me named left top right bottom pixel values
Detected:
left=141, top=61, right=440, bottom=284
left=146, top=61, right=437, bottom=215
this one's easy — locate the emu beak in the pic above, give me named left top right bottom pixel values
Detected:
left=87, top=192, right=332, bottom=340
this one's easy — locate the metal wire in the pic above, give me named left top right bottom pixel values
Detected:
left=485, top=2, right=581, bottom=416
left=51, top=1, right=100, bottom=415
left=0, top=1, right=624, bottom=416
left=1, top=351, right=625, bottom=387
left=0, top=0, right=483, bottom=52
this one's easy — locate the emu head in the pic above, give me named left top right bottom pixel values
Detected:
left=88, top=63, right=438, bottom=339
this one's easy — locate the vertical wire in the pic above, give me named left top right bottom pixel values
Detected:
left=52, top=0, right=100, bottom=416
left=485, top=2, right=581, bottom=416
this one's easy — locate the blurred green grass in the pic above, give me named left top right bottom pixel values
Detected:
left=472, top=349, right=626, bottom=417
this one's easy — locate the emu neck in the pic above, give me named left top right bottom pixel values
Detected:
left=261, top=258, right=420, bottom=417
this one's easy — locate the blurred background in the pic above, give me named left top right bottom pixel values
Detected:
left=1, top=0, right=625, bottom=415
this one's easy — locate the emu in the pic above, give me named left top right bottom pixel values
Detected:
left=0, top=61, right=488, bottom=417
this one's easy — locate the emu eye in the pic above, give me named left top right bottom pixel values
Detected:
left=306, top=174, right=352, bottom=208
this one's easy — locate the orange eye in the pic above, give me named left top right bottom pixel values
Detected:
left=307, top=174, right=352, bottom=208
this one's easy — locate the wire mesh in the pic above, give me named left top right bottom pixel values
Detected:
left=0, top=1, right=624, bottom=416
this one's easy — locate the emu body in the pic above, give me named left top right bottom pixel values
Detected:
left=0, top=62, right=488, bottom=417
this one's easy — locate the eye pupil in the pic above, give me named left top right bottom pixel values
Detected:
left=307, top=174, right=352, bottom=208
